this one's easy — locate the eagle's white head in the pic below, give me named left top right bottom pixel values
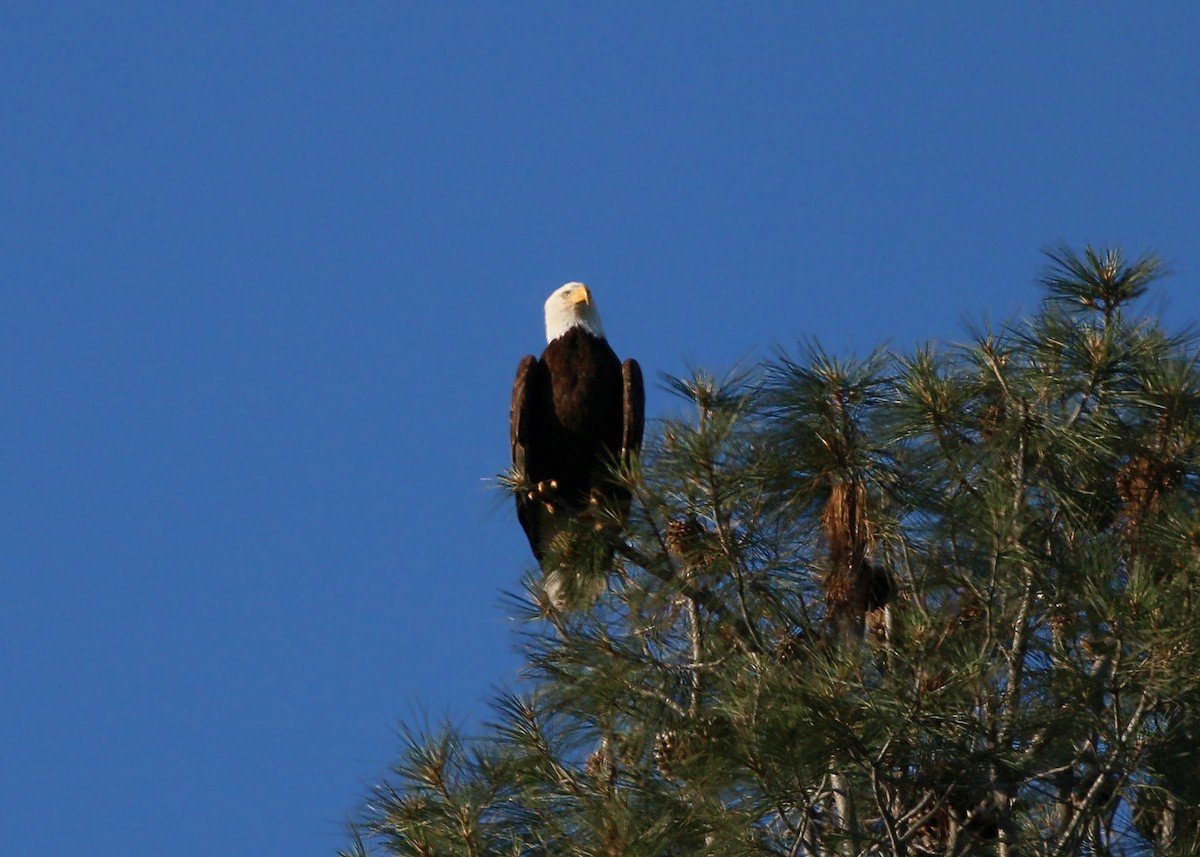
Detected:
left=544, top=281, right=606, bottom=343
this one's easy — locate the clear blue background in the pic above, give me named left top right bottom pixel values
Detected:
left=2, top=3, right=1196, bottom=854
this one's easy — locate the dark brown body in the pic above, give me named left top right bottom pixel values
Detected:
left=511, top=327, right=644, bottom=563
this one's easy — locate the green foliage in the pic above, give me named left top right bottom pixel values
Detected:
left=353, top=246, right=1200, bottom=856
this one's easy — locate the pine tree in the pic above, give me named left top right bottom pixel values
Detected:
left=347, top=246, right=1200, bottom=856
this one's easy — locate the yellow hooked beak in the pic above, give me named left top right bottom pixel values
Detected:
left=570, top=284, right=592, bottom=306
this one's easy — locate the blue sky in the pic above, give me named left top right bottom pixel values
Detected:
left=2, top=3, right=1197, bottom=855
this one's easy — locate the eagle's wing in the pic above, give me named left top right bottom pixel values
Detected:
left=621, top=358, right=645, bottom=457
left=511, top=355, right=544, bottom=560
left=511, top=354, right=538, bottom=479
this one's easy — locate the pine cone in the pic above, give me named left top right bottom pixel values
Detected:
left=666, top=515, right=715, bottom=575
left=585, top=738, right=615, bottom=789
left=653, top=729, right=680, bottom=778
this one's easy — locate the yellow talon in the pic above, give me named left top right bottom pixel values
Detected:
left=528, top=479, right=564, bottom=512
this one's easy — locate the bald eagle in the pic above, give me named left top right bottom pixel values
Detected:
left=510, top=283, right=644, bottom=570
